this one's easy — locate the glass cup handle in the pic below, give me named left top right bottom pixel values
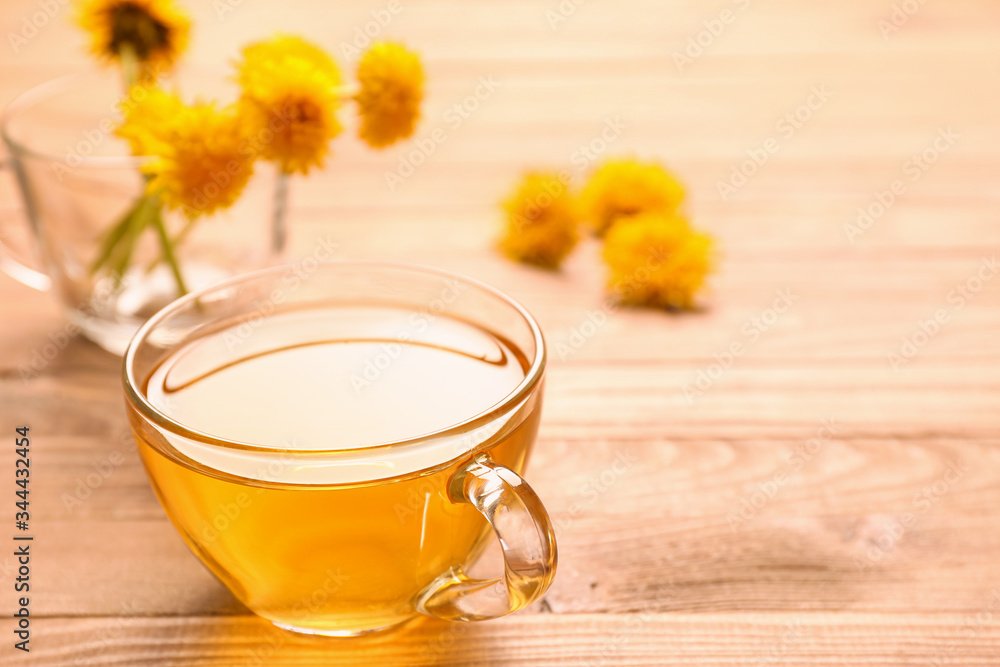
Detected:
left=416, top=454, right=557, bottom=622
left=0, top=158, right=50, bottom=291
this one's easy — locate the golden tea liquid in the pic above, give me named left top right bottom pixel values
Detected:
left=130, top=305, right=541, bottom=635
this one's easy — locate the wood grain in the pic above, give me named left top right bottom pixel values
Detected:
left=15, top=614, right=1000, bottom=666
left=2, top=0, right=1000, bottom=664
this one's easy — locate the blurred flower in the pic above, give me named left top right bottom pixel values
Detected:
left=76, top=0, right=190, bottom=72
left=580, top=159, right=686, bottom=236
left=355, top=42, right=424, bottom=148
left=602, top=212, right=712, bottom=310
left=115, top=87, right=183, bottom=156
left=118, top=91, right=255, bottom=217
left=237, top=35, right=343, bottom=175
left=499, top=173, right=579, bottom=269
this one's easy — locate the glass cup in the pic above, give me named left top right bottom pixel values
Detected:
left=0, top=69, right=278, bottom=355
left=122, top=262, right=557, bottom=636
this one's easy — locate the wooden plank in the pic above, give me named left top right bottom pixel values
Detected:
left=13, top=430, right=1000, bottom=520
left=7, top=510, right=1000, bottom=618
left=9, top=613, right=1000, bottom=666
left=2, top=432, right=997, bottom=616
left=2, top=248, right=1000, bottom=370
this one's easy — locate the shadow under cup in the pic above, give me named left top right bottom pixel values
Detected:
left=122, top=262, right=557, bottom=636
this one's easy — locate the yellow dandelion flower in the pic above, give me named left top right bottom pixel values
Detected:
left=118, top=91, right=255, bottom=217
left=355, top=42, right=424, bottom=149
left=499, top=172, right=579, bottom=269
left=602, top=212, right=713, bottom=310
left=580, top=159, right=686, bottom=236
left=115, top=87, right=183, bottom=156
left=76, top=0, right=190, bottom=73
left=236, top=35, right=343, bottom=175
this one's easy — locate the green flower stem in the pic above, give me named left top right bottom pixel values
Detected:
left=89, top=201, right=142, bottom=275
left=148, top=199, right=189, bottom=296
left=107, top=195, right=154, bottom=282
left=89, top=44, right=189, bottom=298
left=91, top=193, right=189, bottom=297
left=141, top=216, right=197, bottom=275
left=90, top=193, right=155, bottom=287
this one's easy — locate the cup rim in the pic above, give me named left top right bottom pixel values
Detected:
left=2, top=70, right=153, bottom=167
left=122, top=260, right=547, bottom=455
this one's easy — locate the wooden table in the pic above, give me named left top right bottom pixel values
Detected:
left=2, top=0, right=999, bottom=664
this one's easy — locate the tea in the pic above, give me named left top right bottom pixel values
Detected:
left=132, top=304, right=542, bottom=635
